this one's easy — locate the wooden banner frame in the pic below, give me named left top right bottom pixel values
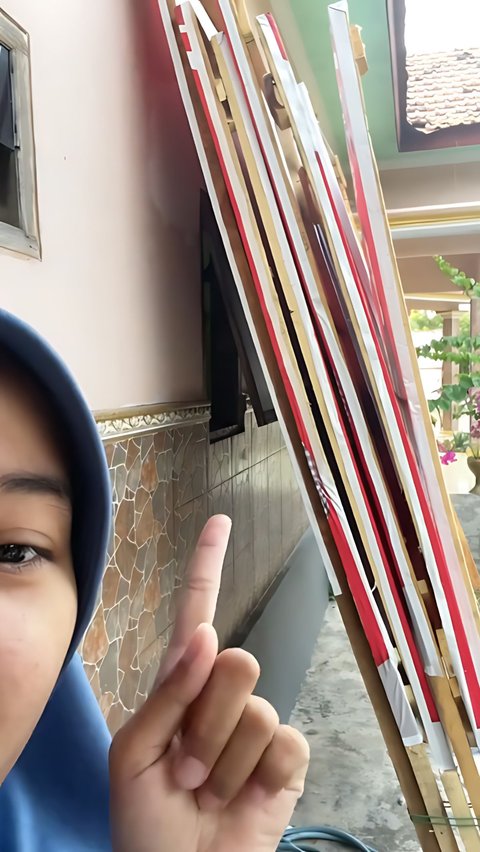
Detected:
left=157, top=0, right=480, bottom=847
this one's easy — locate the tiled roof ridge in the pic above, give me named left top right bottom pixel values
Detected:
left=407, top=46, right=480, bottom=60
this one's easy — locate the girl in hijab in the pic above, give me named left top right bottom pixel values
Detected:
left=0, top=310, right=309, bottom=851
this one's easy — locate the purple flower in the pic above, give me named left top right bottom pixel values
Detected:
left=471, top=419, right=480, bottom=440
left=440, top=450, right=457, bottom=465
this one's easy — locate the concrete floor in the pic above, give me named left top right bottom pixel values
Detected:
left=451, top=494, right=480, bottom=567
left=286, top=495, right=480, bottom=851
left=289, top=602, right=421, bottom=852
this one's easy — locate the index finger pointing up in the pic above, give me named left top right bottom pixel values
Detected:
left=158, top=515, right=232, bottom=683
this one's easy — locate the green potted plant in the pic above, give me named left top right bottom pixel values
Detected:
left=414, top=257, right=480, bottom=493
left=424, top=371, right=480, bottom=427
left=437, top=408, right=480, bottom=495
left=415, top=260, right=480, bottom=426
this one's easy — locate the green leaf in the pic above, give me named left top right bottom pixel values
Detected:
left=459, top=373, right=474, bottom=388
left=432, top=255, right=480, bottom=293
left=439, top=384, right=468, bottom=403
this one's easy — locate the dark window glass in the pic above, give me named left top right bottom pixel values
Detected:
left=0, top=44, right=19, bottom=227
left=201, top=191, right=276, bottom=441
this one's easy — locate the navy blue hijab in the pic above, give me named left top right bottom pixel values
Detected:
left=0, top=311, right=112, bottom=850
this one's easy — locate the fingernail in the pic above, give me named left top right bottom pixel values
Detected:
left=174, top=756, right=209, bottom=790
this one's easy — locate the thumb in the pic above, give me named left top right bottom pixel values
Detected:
left=110, top=623, right=218, bottom=781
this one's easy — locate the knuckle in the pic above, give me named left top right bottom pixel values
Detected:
left=186, top=573, right=216, bottom=593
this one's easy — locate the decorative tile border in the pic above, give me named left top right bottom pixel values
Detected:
left=95, top=402, right=210, bottom=441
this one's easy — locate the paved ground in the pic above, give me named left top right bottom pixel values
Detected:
left=289, top=602, right=421, bottom=851
left=452, top=494, right=480, bottom=567
left=286, top=495, right=480, bottom=850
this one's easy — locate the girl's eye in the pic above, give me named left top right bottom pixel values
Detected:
left=0, top=544, right=41, bottom=566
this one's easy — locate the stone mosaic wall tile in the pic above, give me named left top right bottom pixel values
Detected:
left=81, top=428, right=176, bottom=734
left=267, top=452, right=283, bottom=582
left=231, top=416, right=251, bottom=476
left=173, top=423, right=207, bottom=507
left=251, top=415, right=268, bottom=466
left=82, top=411, right=308, bottom=735
left=293, top=478, right=308, bottom=544
left=99, top=638, right=120, bottom=695
left=252, top=458, right=270, bottom=597
left=83, top=604, right=109, bottom=664
left=232, top=469, right=253, bottom=615
left=208, top=436, right=232, bottom=490
left=214, top=558, right=235, bottom=648
left=173, top=493, right=209, bottom=584
left=232, top=469, right=252, bottom=553
left=281, top=447, right=301, bottom=560
left=207, top=479, right=234, bottom=571
left=267, top=420, right=282, bottom=457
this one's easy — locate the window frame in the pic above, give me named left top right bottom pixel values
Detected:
left=387, top=0, right=480, bottom=152
left=0, top=10, right=39, bottom=258
left=200, top=191, right=277, bottom=444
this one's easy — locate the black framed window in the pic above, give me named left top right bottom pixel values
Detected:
left=201, top=191, right=276, bottom=442
left=0, top=43, right=19, bottom=228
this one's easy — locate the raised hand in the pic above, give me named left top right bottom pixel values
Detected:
left=109, top=515, right=310, bottom=852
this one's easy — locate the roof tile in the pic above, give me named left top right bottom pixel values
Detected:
left=406, top=48, right=480, bottom=132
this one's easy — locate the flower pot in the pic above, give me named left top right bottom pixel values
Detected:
left=467, top=456, right=480, bottom=496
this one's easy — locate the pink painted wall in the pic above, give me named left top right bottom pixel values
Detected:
left=0, top=0, right=204, bottom=410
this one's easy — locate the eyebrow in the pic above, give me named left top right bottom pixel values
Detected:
left=0, top=473, right=71, bottom=502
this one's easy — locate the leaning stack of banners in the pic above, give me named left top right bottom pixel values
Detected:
left=158, top=1, right=480, bottom=849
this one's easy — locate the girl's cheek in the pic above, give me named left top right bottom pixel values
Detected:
left=0, top=628, right=48, bottom=782
left=0, top=577, right=76, bottom=781
left=0, top=602, right=69, bottom=774
left=0, top=603, right=60, bottom=708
